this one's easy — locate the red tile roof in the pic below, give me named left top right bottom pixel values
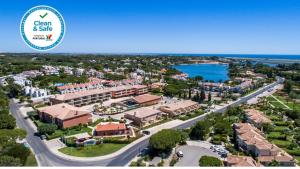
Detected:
left=95, top=122, right=126, bottom=132
left=133, top=94, right=161, bottom=104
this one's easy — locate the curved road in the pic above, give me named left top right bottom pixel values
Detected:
left=10, top=77, right=283, bottom=166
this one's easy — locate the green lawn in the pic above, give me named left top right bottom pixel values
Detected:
left=271, top=139, right=292, bottom=148
left=58, top=143, right=127, bottom=157
left=25, top=152, right=38, bottom=166
left=267, top=132, right=283, bottom=139
left=272, top=93, right=300, bottom=111
left=273, top=126, right=289, bottom=132
left=47, top=127, right=92, bottom=140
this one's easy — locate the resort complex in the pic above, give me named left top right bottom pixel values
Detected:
left=1, top=54, right=299, bottom=167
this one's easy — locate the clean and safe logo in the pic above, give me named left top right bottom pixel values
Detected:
left=20, top=6, right=65, bottom=51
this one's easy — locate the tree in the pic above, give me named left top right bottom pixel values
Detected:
left=283, top=80, right=293, bottom=93
left=200, top=89, right=206, bottom=102
left=199, top=156, right=223, bottom=166
left=0, top=114, right=16, bottom=129
left=0, top=129, right=26, bottom=146
left=0, top=156, right=22, bottom=166
left=193, top=75, right=203, bottom=82
left=208, top=92, right=212, bottom=102
left=164, top=85, right=179, bottom=97
left=190, top=121, right=210, bottom=140
left=3, top=144, right=30, bottom=165
left=38, top=123, right=57, bottom=135
left=214, top=119, right=231, bottom=135
left=149, top=129, right=185, bottom=153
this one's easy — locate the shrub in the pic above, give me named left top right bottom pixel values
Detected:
left=199, top=156, right=223, bottom=166
left=102, top=137, right=131, bottom=144
left=38, top=123, right=57, bottom=135
left=65, top=137, right=77, bottom=147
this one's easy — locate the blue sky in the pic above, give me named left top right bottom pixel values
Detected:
left=1, top=0, right=300, bottom=54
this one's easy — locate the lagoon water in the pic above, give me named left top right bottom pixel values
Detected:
left=173, top=64, right=229, bottom=82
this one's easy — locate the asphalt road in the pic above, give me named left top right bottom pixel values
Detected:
left=10, top=77, right=283, bottom=166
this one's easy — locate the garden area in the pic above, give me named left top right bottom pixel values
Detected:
left=258, top=98, right=300, bottom=165
left=58, top=143, right=127, bottom=157
left=178, top=109, right=205, bottom=121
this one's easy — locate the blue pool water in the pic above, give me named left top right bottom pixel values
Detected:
left=173, top=64, right=229, bottom=82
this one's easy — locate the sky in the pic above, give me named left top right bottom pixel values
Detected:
left=0, top=0, right=300, bottom=54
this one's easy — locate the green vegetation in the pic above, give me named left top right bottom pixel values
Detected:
left=32, top=74, right=88, bottom=89
left=24, top=152, right=38, bottom=166
left=149, top=129, right=187, bottom=153
left=143, top=118, right=172, bottom=129
left=199, top=156, right=223, bottom=166
left=37, top=123, right=58, bottom=135
left=178, top=109, right=204, bottom=121
left=0, top=87, right=33, bottom=166
left=29, top=113, right=92, bottom=139
left=189, top=120, right=210, bottom=140
left=58, top=143, right=127, bottom=157
left=129, top=158, right=147, bottom=167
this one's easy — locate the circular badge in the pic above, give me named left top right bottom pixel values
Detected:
left=20, top=6, right=65, bottom=51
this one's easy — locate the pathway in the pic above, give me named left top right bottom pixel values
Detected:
left=270, top=94, right=291, bottom=110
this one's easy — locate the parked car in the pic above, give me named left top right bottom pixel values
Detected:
left=177, top=151, right=184, bottom=157
left=142, top=130, right=150, bottom=135
left=40, top=135, right=47, bottom=140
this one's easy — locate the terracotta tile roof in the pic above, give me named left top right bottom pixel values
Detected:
left=227, top=155, right=259, bottom=167
left=160, top=100, right=199, bottom=112
left=54, top=84, right=148, bottom=101
left=37, top=103, right=90, bottom=120
left=53, top=88, right=111, bottom=101
left=125, top=107, right=161, bottom=118
left=133, top=94, right=161, bottom=104
left=95, top=122, right=126, bottom=132
left=245, top=109, right=272, bottom=124
left=258, top=154, right=294, bottom=163
left=234, top=123, right=294, bottom=165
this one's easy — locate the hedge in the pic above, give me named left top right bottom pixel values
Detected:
left=199, top=156, right=223, bottom=166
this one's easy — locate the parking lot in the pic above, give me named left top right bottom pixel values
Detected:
left=175, top=145, right=220, bottom=166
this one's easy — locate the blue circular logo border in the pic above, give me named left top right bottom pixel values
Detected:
left=20, top=6, right=65, bottom=51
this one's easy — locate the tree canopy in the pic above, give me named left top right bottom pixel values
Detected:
left=149, top=129, right=186, bottom=153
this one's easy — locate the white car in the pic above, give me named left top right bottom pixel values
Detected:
left=177, top=151, right=184, bottom=157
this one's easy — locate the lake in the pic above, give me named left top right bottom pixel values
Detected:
left=173, top=64, right=229, bottom=82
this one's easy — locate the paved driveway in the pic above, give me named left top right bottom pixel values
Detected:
left=175, top=145, right=219, bottom=166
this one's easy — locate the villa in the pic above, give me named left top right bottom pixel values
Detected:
left=132, top=94, right=162, bottom=106
left=50, top=88, right=112, bottom=107
left=226, top=155, right=260, bottom=167
left=111, top=85, right=148, bottom=98
left=233, top=123, right=295, bottom=166
left=37, top=103, right=92, bottom=128
left=124, top=107, right=162, bottom=126
left=24, top=86, right=49, bottom=99
left=245, top=109, right=272, bottom=128
left=57, top=78, right=105, bottom=94
left=159, top=100, right=200, bottom=117
left=93, top=122, right=130, bottom=137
